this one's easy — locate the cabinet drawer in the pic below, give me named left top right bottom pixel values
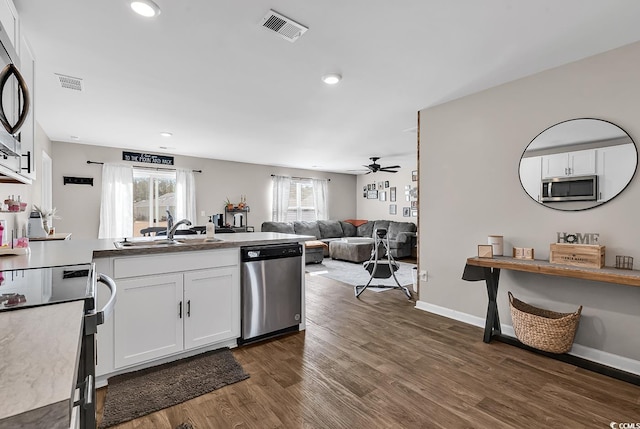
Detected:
left=114, top=249, right=238, bottom=278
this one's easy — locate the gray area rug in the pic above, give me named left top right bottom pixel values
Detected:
left=99, top=348, right=249, bottom=428
left=306, top=258, right=416, bottom=289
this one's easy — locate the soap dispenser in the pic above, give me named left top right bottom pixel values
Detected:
left=206, top=216, right=215, bottom=239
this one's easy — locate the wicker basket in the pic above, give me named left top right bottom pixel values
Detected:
left=508, top=292, right=582, bottom=354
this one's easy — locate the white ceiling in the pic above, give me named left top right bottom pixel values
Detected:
left=13, top=0, right=640, bottom=174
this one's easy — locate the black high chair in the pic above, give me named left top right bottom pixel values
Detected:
left=354, top=228, right=412, bottom=299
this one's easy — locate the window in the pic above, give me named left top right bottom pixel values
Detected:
left=272, top=175, right=328, bottom=222
left=133, top=169, right=176, bottom=236
left=286, top=179, right=316, bottom=222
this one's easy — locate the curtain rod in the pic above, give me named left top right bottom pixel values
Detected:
left=271, top=174, right=330, bottom=182
left=87, top=161, right=202, bottom=173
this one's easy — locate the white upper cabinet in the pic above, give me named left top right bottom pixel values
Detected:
left=596, top=144, right=638, bottom=202
left=519, top=156, right=542, bottom=202
left=0, top=0, right=19, bottom=54
left=542, top=149, right=596, bottom=178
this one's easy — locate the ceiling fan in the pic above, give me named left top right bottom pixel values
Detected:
left=360, top=157, right=401, bottom=174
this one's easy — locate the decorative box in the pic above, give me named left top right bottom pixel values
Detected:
left=549, top=243, right=605, bottom=269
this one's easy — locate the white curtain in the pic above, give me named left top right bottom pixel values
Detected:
left=312, top=178, right=329, bottom=220
left=98, top=163, right=133, bottom=239
left=175, top=168, right=196, bottom=225
left=272, top=175, right=291, bottom=221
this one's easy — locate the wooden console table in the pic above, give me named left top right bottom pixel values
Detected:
left=463, top=256, right=640, bottom=385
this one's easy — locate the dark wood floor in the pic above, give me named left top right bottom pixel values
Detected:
left=97, top=274, right=640, bottom=428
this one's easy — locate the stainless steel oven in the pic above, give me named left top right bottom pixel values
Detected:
left=0, top=263, right=116, bottom=429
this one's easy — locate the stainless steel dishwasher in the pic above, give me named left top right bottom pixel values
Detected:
left=240, top=242, right=303, bottom=343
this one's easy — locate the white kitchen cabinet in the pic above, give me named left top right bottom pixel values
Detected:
left=18, top=33, right=35, bottom=179
left=184, top=267, right=239, bottom=350
left=98, top=248, right=240, bottom=374
left=114, top=273, right=184, bottom=368
left=542, top=149, right=596, bottom=178
left=596, top=144, right=637, bottom=202
left=0, top=0, right=19, bottom=52
left=519, top=156, right=542, bottom=202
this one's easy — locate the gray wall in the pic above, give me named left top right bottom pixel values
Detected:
left=356, top=161, right=417, bottom=222
left=51, top=141, right=357, bottom=238
left=418, top=41, right=640, bottom=365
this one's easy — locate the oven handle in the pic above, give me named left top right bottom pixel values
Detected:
left=96, top=273, right=117, bottom=326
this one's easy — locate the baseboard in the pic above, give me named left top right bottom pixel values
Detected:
left=415, top=300, right=640, bottom=376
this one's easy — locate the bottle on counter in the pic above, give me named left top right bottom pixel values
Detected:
left=206, top=216, right=215, bottom=239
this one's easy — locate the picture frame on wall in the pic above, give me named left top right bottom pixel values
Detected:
left=389, top=204, right=397, bottom=215
left=379, top=191, right=386, bottom=201
left=411, top=200, right=418, bottom=208
left=402, top=207, right=410, bottom=217
left=367, top=190, right=378, bottom=199
left=411, top=209, right=418, bottom=217
left=378, top=181, right=384, bottom=189
left=363, top=191, right=367, bottom=198
left=385, top=180, right=389, bottom=188
left=412, top=170, right=418, bottom=182
left=390, top=187, right=396, bottom=202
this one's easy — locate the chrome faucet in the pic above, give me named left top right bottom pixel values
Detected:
left=166, top=210, right=174, bottom=237
left=167, top=219, right=192, bottom=240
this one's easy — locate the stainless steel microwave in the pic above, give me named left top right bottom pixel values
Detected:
left=541, top=175, right=598, bottom=202
left=0, top=20, right=30, bottom=157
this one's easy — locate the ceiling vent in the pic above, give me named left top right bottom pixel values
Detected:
left=55, top=73, right=83, bottom=91
left=260, top=10, right=308, bottom=43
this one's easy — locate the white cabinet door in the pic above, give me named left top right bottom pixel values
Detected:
left=519, top=156, right=542, bottom=202
left=0, top=0, right=19, bottom=51
left=114, top=273, right=184, bottom=369
left=18, top=34, right=35, bottom=179
left=183, top=266, right=240, bottom=350
left=542, top=153, right=568, bottom=178
left=597, top=144, right=637, bottom=202
left=569, top=149, right=596, bottom=176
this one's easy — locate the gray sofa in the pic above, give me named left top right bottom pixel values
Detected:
left=261, top=219, right=416, bottom=259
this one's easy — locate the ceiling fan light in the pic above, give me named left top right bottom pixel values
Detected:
left=130, top=0, right=161, bottom=17
left=321, top=73, right=341, bottom=85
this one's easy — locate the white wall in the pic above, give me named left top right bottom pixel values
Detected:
left=356, top=162, right=417, bottom=221
left=51, top=141, right=357, bottom=238
left=0, top=123, right=52, bottom=238
left=418, top=41, right=640, bottom=365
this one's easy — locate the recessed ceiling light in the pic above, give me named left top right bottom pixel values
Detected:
left=160, top=132, right=173, bottom=137
left=70, top=135, right=80, bottom=141
left=130, top=0, right=161, bottom=18
left=159, top=146, right=175, bottom=150
left=321, top=73, right=342, bottom=85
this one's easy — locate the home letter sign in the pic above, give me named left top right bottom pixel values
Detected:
left=556, top=232, right=600, bottom=244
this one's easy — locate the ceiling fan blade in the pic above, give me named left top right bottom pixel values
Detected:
left=379, top=169, right=398, bottom=173
left=382, top=165, right=401, bottom=169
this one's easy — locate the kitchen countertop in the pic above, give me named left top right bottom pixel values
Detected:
left=0, top=232, right=313, bottom=270
left=0, top=301, right=85, bottom=429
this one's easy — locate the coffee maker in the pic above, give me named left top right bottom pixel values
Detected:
left=211, top=214, right=224, bottom=228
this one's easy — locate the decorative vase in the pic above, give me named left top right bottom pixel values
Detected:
left=42, top=219, right=50, bottom=234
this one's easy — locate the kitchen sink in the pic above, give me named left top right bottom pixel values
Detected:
left=113, top=238, right=179, bottom=249
left=113, top=237, right=223, bottom=249
left=174, top=237, right=223, bottom=244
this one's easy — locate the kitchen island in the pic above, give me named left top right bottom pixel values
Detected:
left=0, top=231, right=312, bottom=407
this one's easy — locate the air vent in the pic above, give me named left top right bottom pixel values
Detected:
left=55, top=73, right=83, bottom=91
left=260, top=10, right=308, bottom=43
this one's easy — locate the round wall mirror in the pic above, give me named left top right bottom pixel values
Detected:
left=519, top=118, right=637, bottom=211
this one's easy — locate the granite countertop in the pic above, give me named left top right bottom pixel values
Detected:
left=0, top=232, right=314, bottom=271
left=0, top=301, right=85, bottom=429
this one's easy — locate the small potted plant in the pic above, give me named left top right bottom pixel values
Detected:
left=224, top=198, right=234, bottom=211
left=33, top=205, right=60, bottom=234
